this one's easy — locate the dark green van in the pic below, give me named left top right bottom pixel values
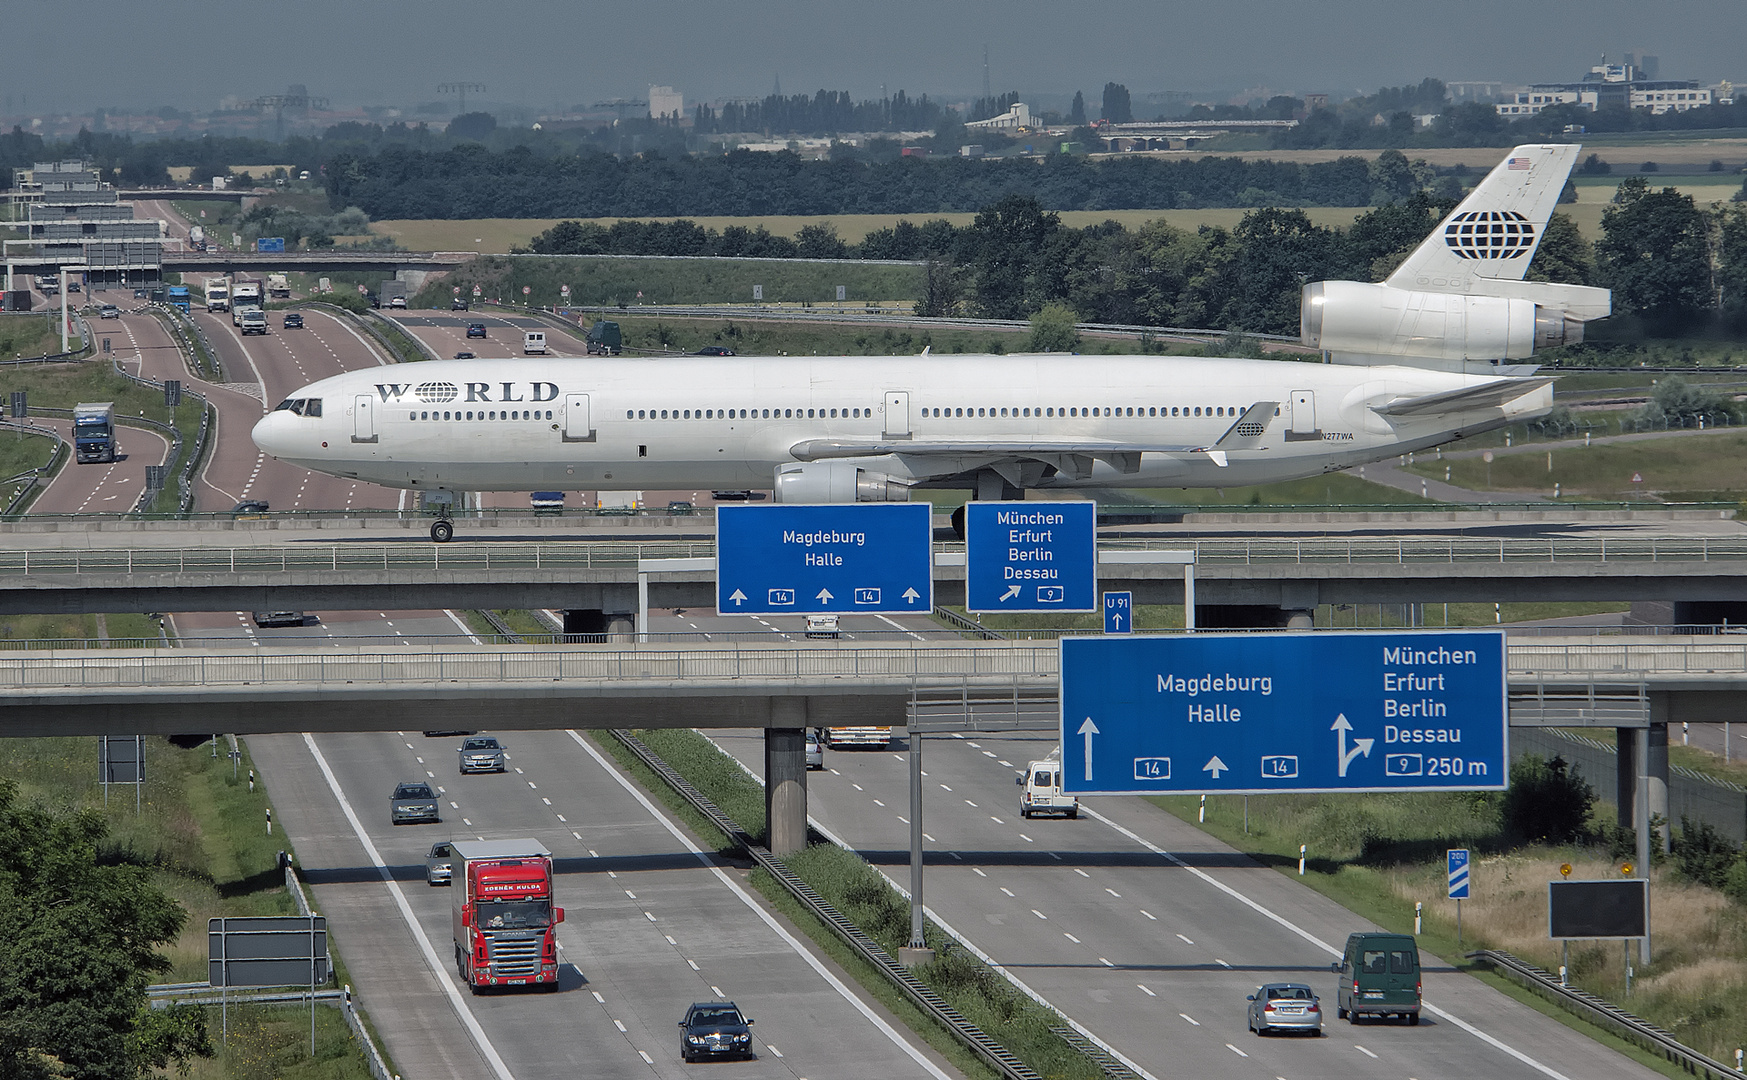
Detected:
left=1332, top=932, right=1421, bottom=1024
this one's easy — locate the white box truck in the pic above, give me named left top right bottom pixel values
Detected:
left=204, top=277, right=230, bottom=312
left=523, top=331, right=548, bottom=354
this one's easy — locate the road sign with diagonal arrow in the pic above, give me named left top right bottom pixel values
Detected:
left=1059, top=630, right=1507, bottom=794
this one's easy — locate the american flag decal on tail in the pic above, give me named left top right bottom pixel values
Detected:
left=1507, top=156, right=1532, bottom=170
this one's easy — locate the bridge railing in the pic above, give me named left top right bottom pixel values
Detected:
left=10, top=638, right=1747, bottom=690
left=7, top=535, right=1747, bottom=576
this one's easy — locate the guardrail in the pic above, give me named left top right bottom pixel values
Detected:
left=0, top=420, right=67, bottom=517
left=609, top=729, right=1043, bottom=1080
left=284, top=857, right=395, bottom=1080
left=1469, top=949, right=1742, bottom=1079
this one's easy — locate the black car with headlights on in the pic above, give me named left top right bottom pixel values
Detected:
left=679, top=1001, right=753, bottom=1062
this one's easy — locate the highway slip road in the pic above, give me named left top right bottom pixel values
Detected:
left=247, top=727, right=957, bottom=1080
left=711, top=728, right=1661, bottom=1080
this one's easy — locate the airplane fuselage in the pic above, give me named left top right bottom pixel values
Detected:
left=251, top=353, right=1551, bottom=494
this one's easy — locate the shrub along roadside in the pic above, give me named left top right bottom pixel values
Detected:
left=594, top=727, right=1105, bottom=1080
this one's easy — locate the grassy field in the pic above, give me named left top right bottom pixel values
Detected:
left=2, top=734, right=379, bottom=1078
left=377, top=207, right=1376, bottom=254
left=0, top=312, right=65, bottom=359
left=1406, top=429, right=1747, bottom=498
left=1158, top=788, right=1747, bottom=1068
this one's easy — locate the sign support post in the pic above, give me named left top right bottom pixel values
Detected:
left=901, top=727, right=933, bottom=966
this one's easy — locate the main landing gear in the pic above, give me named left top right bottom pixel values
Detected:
left=424, top=488, right=458, bottom=543
left=431, top=518, right=454, bottom=543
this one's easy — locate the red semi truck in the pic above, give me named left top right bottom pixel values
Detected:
left=450, top=839, right=564, bottom=991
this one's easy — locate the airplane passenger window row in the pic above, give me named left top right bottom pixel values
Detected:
left=922, top=405, right=1241, bottom=418
left=625, top=407, right=874, bottom=420
left=273, top=398, right=323, bottom=416
left=407, top=410, right=554, bottom=421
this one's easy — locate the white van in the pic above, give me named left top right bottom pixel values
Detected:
left=1017, top=759, right=1078, bottom=819
left=523, top=330, right=548, bottom=354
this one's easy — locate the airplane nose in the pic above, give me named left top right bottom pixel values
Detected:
left=252, top=410, right=293, bottom=459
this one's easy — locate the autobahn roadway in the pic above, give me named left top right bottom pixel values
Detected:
left=704, top=727, right=1663, bottom=1080
left=243, top=726, right=956, bottom=1080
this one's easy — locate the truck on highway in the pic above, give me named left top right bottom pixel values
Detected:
left=825, top=726, right=893, bottom=748
left=450, top=839, right=564, bottom=992
left=239, top=307, right=268, bottom=335
left=266, top=273, right=291, bottom=300
left=379, top=279, right=407, bottom=308
left=72, top=402, right=117, bottom=464
left=204, top=277, right=230, bottom=313
left=187, top=225, right=206, bottom=252
left=166, top=285, right=190, bottom=313
left=230, top=280, right=262, bottom=322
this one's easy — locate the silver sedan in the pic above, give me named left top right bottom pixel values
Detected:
left=1247, top=983, right=1324, bottom=1036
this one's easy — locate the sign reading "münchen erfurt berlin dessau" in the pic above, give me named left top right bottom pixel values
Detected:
left=1059, top=630, right=1507, bottom=795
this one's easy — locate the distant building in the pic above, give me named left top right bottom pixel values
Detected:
left=1497, top=61, right=1711, bottom=117
left=959, top=144, right=985, bottom=158
left=1447, top=81, right=1505, bottom=104
left=965, top=102, right=1033, bottom=131
left=648, top=85, right=684, bottom=122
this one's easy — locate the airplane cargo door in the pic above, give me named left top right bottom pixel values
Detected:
left=563, top=392, right=594, bottom=442
left=1289, top=390, right=1317, bottom=439
left=351, top=394, right=376, bottom=443
left=884, top=390, right=911, bottom=439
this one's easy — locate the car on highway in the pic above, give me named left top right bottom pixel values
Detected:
left=283, top=313, right=304, bottom=329
left=678, top=1001, right=754, bottom=1062
left=252, top=611, right=305, bottom=627
left=1247, top=983, right=1323, bottom=1036
left=805, top=614, right=840, bottom=639
left=1017, top=759, right=1079, bottom=819
left=390, top=781, right=440, bottom=825
left=1333, top=932, right=1421, bottom=1024
left=451, top=298, right=469, bottom=311
left=388, top=295, right=407, bottom=308
left=458, top=735, right=507, bottom=773
left=666, top=500, right=694, bottom=515
left=693, top=345, right=735, bottom=356
left=426, top=841, right=454, bottom=885
left=98, top=304, right=119, bottom=319
left=711, top=490, right=754, bottom=501
left=805, top=729, right=824, bottom=770
left=422, top=728, right=476, bottom=737
left=133, top=287, right=150, bottom=299
left=466, top=322, right=487, bottom=338
left=230, top=499, right=269, bottom=517
left=453, top=350, right=475, bottom=359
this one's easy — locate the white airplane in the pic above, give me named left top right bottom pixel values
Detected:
left=253, top=145, right=1601, bottom=543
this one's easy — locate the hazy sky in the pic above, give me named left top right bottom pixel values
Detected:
left=7, top=0, right=1744, bottom=115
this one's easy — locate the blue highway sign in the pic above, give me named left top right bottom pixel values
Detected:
left=1103, top=592, right=1133, bottom=634
left=1059, top=630, right=1507, bottom=795
left=965, top=501, right=1096, bottom=613
left=716, top=503, right=933, bottom=615
left=1448, top=849, right=1471, bottom=899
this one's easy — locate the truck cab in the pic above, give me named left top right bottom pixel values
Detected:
left=451, top=839, right=564, bottom=991
left=1017, top=759, right=1078, bottom=819
left=239, top=308, right=268, bottom=335
left=72, top=402, right=117, bottom=464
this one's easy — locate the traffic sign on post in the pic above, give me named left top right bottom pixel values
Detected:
left=1060, top=630, right=1507, bottom=794
left=965, top=501, right=1096, bottom=612
left=1103, top=592, right=1132, bottom=634
left=1448, top=848, right=1471, bottom=899
left=716, top=503, right=932, bottom=615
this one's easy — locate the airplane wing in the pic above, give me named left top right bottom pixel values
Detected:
left=790, top=402, right=1280, bottom=473
left=1372, top=377, right=1554, bottom=418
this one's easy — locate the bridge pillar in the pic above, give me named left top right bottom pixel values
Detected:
left=1646, top=699, right=1671, bottom=854
left=765, top=704, right=808, bottom=856
left=1284, top=610, right=1315, bottom=631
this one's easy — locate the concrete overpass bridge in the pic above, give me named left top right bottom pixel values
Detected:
left=8, top=532, right=1747, bottom=628
left=160, top=251, right=476, bottom=275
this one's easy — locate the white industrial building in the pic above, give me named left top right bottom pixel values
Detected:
left=965, top=102, right=1034, bottom=131
left=1497, top=62, right=1712, bottom=116
left=648, top=86, right=684, bottom=121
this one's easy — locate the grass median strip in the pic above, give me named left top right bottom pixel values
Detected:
left=597, top=726, right=1107, bottom=1080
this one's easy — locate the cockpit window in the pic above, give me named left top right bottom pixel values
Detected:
left=272, top=398, right=322, bottom=417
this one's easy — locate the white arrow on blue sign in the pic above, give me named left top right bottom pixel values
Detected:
left=1447, top=848, right=1471, bottom=899
left=716, top=503, right=933, bottom=615
left=1103, top=592, right=1132, bottom=634
left=966, top=501, right=1096, bottom=613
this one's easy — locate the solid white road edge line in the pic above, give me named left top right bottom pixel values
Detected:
left=690, top=732, right=1160, bottom=1080
left=317, top=308, right=393, bottom=366
left=563, top=728, right=951, bottom=1080
left=207, top=315, right=270, bottom=408
left=1078, top=803, right=1574, bottom=1080
left=301, top=733, right=517, bottom=1080
left=443, top=609, right=483, bottom=645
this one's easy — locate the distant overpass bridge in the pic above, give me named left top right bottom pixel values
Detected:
left=1094, top=118, right=1298, bottom=151
left=161, top=251, right=477, bottom=274
left=7, top=533, right=1747, bottom=621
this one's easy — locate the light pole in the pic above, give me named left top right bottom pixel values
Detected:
left=438, top=82, right=486, bottom=117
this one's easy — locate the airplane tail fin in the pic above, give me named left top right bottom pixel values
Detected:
left=1386, top=144, right=1581, bottom=290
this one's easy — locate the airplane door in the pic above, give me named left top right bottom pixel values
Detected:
left=1289, top=390, right=1316, bottom=437
left=563, top=392, right=594, bottom=443
left=884, top=390, right=911, bottom=439
left=352, top=394, right=376, bottom=443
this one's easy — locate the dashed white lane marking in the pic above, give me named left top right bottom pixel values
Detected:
left=1225, top=1043, right=1248, bottom=1058
left=1355, top=1044, right=1378, bottom=1059
left=1177, top=933, right=1195, bottom=945
left=1179, top=1013, right=1199, bottom=1026
left=1137, top=984, right=1155, bottom=997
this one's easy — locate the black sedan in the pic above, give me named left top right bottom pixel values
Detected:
left=693, top=345, right=736, bottom=356
left=678, top=1001, right=753, bottom=1062
left=283, top=313, right=304, bottom=329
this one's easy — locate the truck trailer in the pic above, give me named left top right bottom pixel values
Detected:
left=230, top=280, right=262, bottom=322
left=204, top=277, right=230, bottom=313
left=187, top=225, right=207, bottom=252
left=450, top=839, right=564, bottom=991
left=266, top=274, right=291, bottom=300
left=166, top=286, right=190, bottom=313
left=72, top=402, right=117, bottom=463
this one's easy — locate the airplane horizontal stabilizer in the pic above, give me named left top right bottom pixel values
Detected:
left=1372, top=377, right=1554, bottom=418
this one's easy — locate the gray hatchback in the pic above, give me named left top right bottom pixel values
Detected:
left=390, top=781, right=440, bottom=825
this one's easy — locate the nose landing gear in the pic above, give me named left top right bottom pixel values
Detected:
left=430, top=518, right=454, bottom=543
left=423, top=489, right=458, bottom=543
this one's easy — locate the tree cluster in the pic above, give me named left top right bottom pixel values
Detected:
left=694, top=90, right=952, bottom=135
